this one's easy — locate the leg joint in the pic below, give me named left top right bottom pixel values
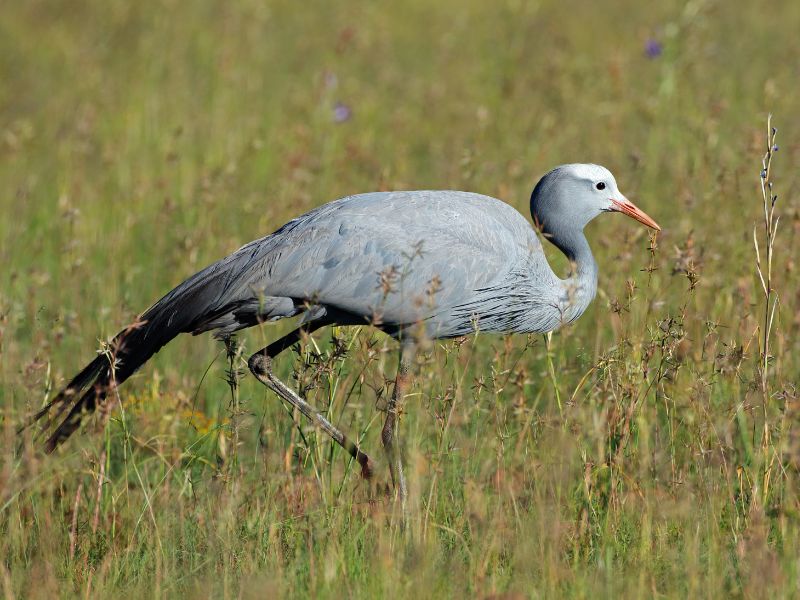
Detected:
left=247, top=352, right=272, bottom=378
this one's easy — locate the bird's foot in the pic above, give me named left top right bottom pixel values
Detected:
left=359, top=455, right=375, bottom=480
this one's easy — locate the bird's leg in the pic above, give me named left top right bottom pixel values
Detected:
left=247, top=324, right=375, bottom=479
left=382, top=342, right=415, bottom=503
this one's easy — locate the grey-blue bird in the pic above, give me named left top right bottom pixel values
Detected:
left=29, top=163, right=660, bottom=497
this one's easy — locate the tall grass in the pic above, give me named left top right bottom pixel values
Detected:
left=1, top=0, right=799, bottom=597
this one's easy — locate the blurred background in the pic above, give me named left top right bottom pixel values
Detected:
left=1, top=0, right=799, bottom=597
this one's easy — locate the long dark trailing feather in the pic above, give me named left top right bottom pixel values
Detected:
left=27, top=248, right=259, bottom=451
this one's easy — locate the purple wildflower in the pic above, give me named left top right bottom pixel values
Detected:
left=333, top=102, right=351, bottom=123
left=645, top=39, right=663, bottom=59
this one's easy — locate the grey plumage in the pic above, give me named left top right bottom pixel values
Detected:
left=29, top=163, right=660, bottom=452
left=186, top=190, right=574, bottom=339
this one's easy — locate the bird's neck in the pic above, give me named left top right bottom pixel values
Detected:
left=551, top=229, right=598, bottom=324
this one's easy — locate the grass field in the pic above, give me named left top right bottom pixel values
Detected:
left=2, top=0, right=800, bottom=597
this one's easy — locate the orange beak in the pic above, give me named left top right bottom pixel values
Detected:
left=610, top=197, right=661, bottom=231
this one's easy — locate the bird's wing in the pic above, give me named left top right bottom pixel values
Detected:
left=208, top=190, right=544, bottom=329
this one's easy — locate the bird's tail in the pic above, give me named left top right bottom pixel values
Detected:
left=27, top=250, right=250, bottom=452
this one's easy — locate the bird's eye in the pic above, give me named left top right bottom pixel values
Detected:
left=595, top=182, right=606, bottom=191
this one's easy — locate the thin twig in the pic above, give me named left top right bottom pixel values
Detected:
left=92, top=451, right=106, bottom=534
left=753, top=115, right=781, bottom=503
left=69, top=482, right=84, bottom=563
left=224, top=335, right=244, bottom=477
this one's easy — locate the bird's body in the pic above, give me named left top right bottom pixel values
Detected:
left=171, top=190, right=591, bottom=342
left=28, top=163, right=659, bottom=484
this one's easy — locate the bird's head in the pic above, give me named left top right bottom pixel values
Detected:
left=530, top=164, right=660, bottom=239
